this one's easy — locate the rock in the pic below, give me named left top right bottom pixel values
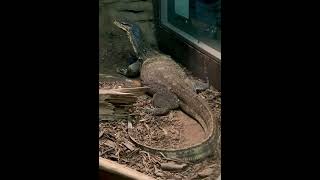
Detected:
left=160, top=161, right=188, bottom=171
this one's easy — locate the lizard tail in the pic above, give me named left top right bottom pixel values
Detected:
left=179, top=101, right=208, bottom=133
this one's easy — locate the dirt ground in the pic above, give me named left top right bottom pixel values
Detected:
left=99, top=75, right=221, bottom=180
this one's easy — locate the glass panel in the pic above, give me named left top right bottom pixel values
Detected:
left=161, top=0, right=221, bottom=52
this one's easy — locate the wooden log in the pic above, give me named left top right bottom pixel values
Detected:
left=99, top=87, right=149, bottom=104
left=99, top=87, right=149, bottom=96
left=99, top=157, right=156, bottom=180
left=99, top=111, right=128, bottom=121
left=103, top=98, right=137, bottom=105
left=99, top=89, right=137, bottom=104
left=99, top=101, right=131, bottom=121
left=99, top=93, right=136, bottom=104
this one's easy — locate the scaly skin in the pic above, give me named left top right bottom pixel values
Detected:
left=114, top=19, right=219, bottom=162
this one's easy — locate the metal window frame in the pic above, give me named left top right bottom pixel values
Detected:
left=160, top=0, right=221, bottom=62
left=152, top=0, right=221, bottom=90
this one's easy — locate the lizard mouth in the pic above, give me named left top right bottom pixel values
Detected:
left=113, top=20, right=131, bottom=32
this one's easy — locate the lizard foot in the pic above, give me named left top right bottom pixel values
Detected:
left=192, top=78, right=210, bottom=93
left=116, top=60, right=141, bottom=78
left=116, top=67, right=128, bottom=76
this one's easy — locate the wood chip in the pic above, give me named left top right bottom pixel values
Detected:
left=201, top=177, right=212, bottom=180
left=160, top=127, right=168, bottom=135
left=173, top=174, right=182, bottom=179
left=141, top=151, right=151, bottom=161
left=198, top=167, right=214, bottom=178
left=209, top=164, right=219, bottom=168
left=122, top=140, right=136, bottom=151
left=139, top=118, right=147, bottom=122
left=154, top=165, right=165, bottom=177
left=155, top=171, right=165, bottom=177
left=160, top=162, right=188, bottom=171
left=144, top=123, right=150, bottom=131
left=99, top=131, right=104, bottom=138
left=216, top=174, right=221, bottom=180
left=108, top=154, right=118, bottom=161
left=105, top=139, right=116, bottom=148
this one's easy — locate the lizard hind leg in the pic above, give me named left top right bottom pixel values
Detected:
left=150, top=90, right=180, bottom=116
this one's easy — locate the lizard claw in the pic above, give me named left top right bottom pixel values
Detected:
left=116, top=67, right=127, bottom=76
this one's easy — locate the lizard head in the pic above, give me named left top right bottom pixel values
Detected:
left=113, top=19, right=133, bottom=32
left=113, top=19, right=143, bottom=56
